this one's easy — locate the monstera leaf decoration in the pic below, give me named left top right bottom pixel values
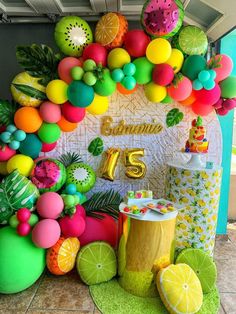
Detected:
left=0, top=170, right=39, bottom=224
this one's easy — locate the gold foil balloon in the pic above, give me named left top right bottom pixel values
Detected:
left=124, top=148, right=146, bottom=179
left=101, top=148, right=121, bottom=181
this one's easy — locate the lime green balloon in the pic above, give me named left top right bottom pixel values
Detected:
left=220, top=76, right=236, bottom=98
left=9, top=215, right=19, bottom=228
left=0, top=227, right=45, bottom=293
left=28, top=214, right=39, bottom=227
left=161, top=94, right=173, bottom=104
left=38, top=123, right=61, bottom=144
left=133, top=57, right=154, bottom=85
left=94, top=69, right=116, bottom=96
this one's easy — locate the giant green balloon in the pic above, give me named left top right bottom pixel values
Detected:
left=133, top=57, right=154, bottom=85
left=182, top=55, right=207, bottom=81
left=220, top=76, right=236, bottom=98
left=94, top=69, right=116, bottom=96
left=0, top=227, right=45, bottom=294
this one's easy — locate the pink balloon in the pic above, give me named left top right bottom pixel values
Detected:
left=58, top=57, right=82, bottom=84
left=41, top=141, right=57, bottom=153
left=82, top=43, right=107, bottom=67
left=216, top=107, right=229, bottom=116
left=167, top=76, right=192, bottom=101
left=16, top=208, right=31, bottom=222
left=36, top=192, right=64, bottom=219
left=213, top=98, right=223, bottom=109
left=32, top=219, right=61, bottom=248
left=0, top=145, right=16, bottom=162
left=75, top=204, right=86, bottom=220
left=124, top=30, right=150, bottom=57
left=61, top=102, right=86, bottom=123
left=17, top=222, right=31, bottom=236
left=223, top=98, right=236, bottom=110
left=194, top=83, right=221, bottom=106
left=59, top=207, right=86, bottom=237
left=208, top=54, right=233, bottom=82
left=39, top=101, right=61, bottom=123
left=79, top=213, right=117, bottom=248
left=192, top=101, right=214, bottom=116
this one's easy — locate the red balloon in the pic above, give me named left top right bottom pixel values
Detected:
left=58, top=57, right=82, bottom=84
left=194, top=83, right=221, bottom=106
left=62, top=101, right=86, bottom=123
left=192, top=101, right=214, bottom=116
left=79, top=213, right=117, bottom=248
left=41, top=141, right=57, bottom=153
left=124, top=29, right=150, bottom=57
left=82, top=43, right=107, bottom=67
left=152, top=64, right=174, bottom=86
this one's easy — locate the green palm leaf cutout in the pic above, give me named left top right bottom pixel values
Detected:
left=166, top=108, right=184, bottom=127
left=16, top=44, right=61, bottom=86
left=0, top=99, right=19, bottom=126
left=83, top=189, right=123, bottom=219
left=88, top=137, right=104, bottom=156
left=59, top=152, right=83, bottom=168
left=12, top=84, right=47, bottom=100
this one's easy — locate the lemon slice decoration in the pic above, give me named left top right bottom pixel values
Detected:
left=156, top=263, right=203, bottom=314
left=95, top=13, right=120, bottom=46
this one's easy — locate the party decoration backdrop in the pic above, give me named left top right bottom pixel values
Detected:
left=47, top=87, right=222, bottom=197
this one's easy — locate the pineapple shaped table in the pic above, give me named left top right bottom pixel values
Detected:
left=165, top=161, right=222, bottom=256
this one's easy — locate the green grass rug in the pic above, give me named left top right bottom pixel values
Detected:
left=90, top=279, right=220, bottom=314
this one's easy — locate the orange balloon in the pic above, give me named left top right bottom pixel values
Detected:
left=57, top=116, right=77, bottom=132
left=117, top=83, right=137, bottom=95
left=179, top=91, right=196, bottom=106
left=14, top=107, right=43, bottom=133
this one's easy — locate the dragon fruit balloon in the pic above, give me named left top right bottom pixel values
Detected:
left=141, top=0, right=184, bottom=38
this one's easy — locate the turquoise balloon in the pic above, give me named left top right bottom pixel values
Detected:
left=209, top=69, right=216, bottom=80
left=68, top=80, right=94, bottom=108
left=123, top=63, right=136, bottom=76
left=193, top=79, right=203, bottom=91
left=19, top=134, right=42, bottom=159
left=198, top=70, right=210, bottom=82
left=13, top=130, right=26, bottom=142
left=203, top=80, right=215, bottom=90
left=111, top=69, right=124, bottom=83
left=122, top=76, right=136, bottom=90
left=6, top=125, right=17, bottom=133
left=9, top=140, right=20, bottom=150
left=0, top=227, right=45, bottom=293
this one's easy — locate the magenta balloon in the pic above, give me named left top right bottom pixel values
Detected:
left=75, top=204, right=86, bottom=220
left=192, top=101, right=214, bottom=116
left=58, top=57, right=82, bottom=84
left=208, top=54, right=233, bottom=83
left=82, top=43, right=107, bottom=67
left=152, top=64, right=174, bottom=86
left=213, top=98, right=223, bottom=109
left=194, top=83, right=221, bottom=105
left=41, top=141, right=57, bottom=153
left=62, top=101, right=86, bottom=123
left=216, top=107, right=229, bottom=116
left=79, top=213, right=117, bottom=248
left=223, top=98, right=236, bottom=110
left=59, top=208, right=86, bottom=237
left=124, top=29, right=150, bottom=57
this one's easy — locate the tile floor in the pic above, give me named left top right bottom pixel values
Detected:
left=1, top=228, right=236, bottom=314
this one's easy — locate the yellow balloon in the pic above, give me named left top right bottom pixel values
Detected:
left=46, top=79, right=68, bottom=104
left=144, top=82, right=167, bottom=103
left=146, top=38, right=171, bottom=64
left=166, top=48, right=184, bottom=73
left=86, top=94, right=109, bottom=115
left=0, top=161, right=8, bottom=175
left=7, top=154, right=34, bottom=177
left=101, top=148, right=121, bottom=181
left=107, top=48, right=131, bottom=70
left=124, top=148, right=146, bottom=179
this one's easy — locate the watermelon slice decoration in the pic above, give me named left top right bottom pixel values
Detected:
left=31, top=158, right=66, bottom=193
left=0, top=170, right=39, bottom=224
left=141, top=0, right=184, bottom=38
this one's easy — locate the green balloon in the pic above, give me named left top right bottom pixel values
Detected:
left=133, top=57, right=154, bottom=85
left=161, top=94, right=173, bottom=104
left=19, top=134, right=42, bottom=159
left=0, top=227, right=45, bottom=293
left=182, top=55, right=207, bottom=81
left=38, top=123, right=61, bottom=144
left=220, top=76, right=236, bottom=98
left=28, top=214, right=39, bottom=227
left=9, top=215, right=19, bottom=228
left=94, top=69, right=116, bottom=96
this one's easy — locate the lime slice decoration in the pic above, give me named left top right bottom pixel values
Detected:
left=76, top=241, right=117, bottom=285
left=178, top=26, right=208, bottom=55
left=176, top=248, right=217, bottom=293
left=118, top=235, right=126, bottom=276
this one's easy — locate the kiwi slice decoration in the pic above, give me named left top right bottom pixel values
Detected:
left=66, top=162, right=96, bottom=193
left=54, top=16, right=93, bottom=57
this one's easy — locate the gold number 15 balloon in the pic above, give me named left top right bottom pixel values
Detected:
left=124, top=148, right=147, bottom=179
left=101, top=148, right=121, bottom=181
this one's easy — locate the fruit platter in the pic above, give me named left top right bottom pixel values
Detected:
left=119, top=203, right=149, bottom=218
left=142, top=198, right=178, bottom=215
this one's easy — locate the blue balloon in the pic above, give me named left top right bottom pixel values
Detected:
left=65, top=184, right=77, bottom=195
left=123, top=63, right=136, bottom=76
left=111, top=69, right=124, bottom=83
left=67, top=81, right=94, bottom=108
left=203, top=80, right=215, bottom=90
left=198, top=70, right=210, bottom=82
left=193, top=79, right=203, bottom=91
left=122, top=76, right=136, bottom=90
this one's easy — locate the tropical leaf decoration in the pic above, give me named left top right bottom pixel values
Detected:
left=166, top=108, right=184, bottom=128
left=83, top=189, right=123, bottom=219
left=0, top=170, right=40, bottom=224
left=0, top=99, right=19, bottom=126
left=12, top=84, right=47, bottom=100
left=59, top=152, right=83, bottom=168
left=88, top=137, right=104, bottom=156
left=16, top=44, right=61, bottom=86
